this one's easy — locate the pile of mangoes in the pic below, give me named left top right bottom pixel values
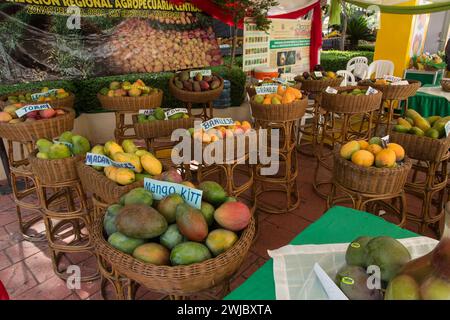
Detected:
left=4, top=87, right=70, bottom=104
left=294, top=65, right=337, bottom=81
left=104, top=181, right=252, bottom=266
left=340, top=88, right=368, bottom=96
left=137, top=107, right=189, bottom=123
left=188, top=120, right=252, bottom=143
left=99, top=79, right=160, bottom=98
left=253, top=85, right=302, bottom=105
left=394, top=110, right=450, bottom=139
left=173, top=71, right=222, bottom=92
left=0, top=104, right=67, bottom=124
left=89, top=140, right=163, bottom=185
left=340, top=138, right=405, bottom=168
left=36, top=131, right=90, bottom=160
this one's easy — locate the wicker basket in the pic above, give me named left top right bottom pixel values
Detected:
left=333, top=148, right=412, bottom=195
left=321, top=86, right=383, bottom=114
left=133, top=115, right=195, bottom=139
left=0, top=92, right=75, bottom=110
left=0, top=107, right=75, bottom=142
left=294, top=77, right=343, bottom=93
left=441, top=79, right=450, bottom=92
left=250, top=96, right=308, bottom=122
left=358, top=79, right=421, bottom=100
left=97, top=90, right=163, bottom=111
left=91, top=206, right=255, bottom=295
left=29, top=150, right=83, bottom=184
left=246, top=83, right=302, bottom=98
left=169, top=74, right=224, bottom=104
left=390, top=131, right=450, bottom=163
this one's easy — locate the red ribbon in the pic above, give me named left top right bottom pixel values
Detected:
left=0, top=280, right=9, bottom=300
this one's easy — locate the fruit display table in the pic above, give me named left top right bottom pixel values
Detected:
left=407, top=85, right=450, bottom=117
left=224, top=206, right=418, bottom=300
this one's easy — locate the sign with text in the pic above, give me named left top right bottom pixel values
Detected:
left=383, top=75, right=402, bottom=83
left=366, top=87, right=378, bottom=95
left=189, top=69, right=212, bottom=78
left=255, top=85, right=279, bottom=95
left=201, top=118, right=234, bottom=131
left=139, top=109, right=156, bottom=116
left=325, top=86, right=338, bottom=94
left=85, top=153, right=135, bottom=170
left=31, top=89, right=59, bottom=101
left=165, top=108, right=188, bottom=119
left=15, top=103, right=52, bottom=118
left=53, top=139, right=73, bottom=149
left=144, top=178, right=203, bottom=209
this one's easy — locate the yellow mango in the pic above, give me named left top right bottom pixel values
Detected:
left=104, top=166, right=118, bottom=182
left=115, top=168, right=135, bottom=185
left=340, top=141, right=360, bottom=160
left=141, top=153, right=163, bottom=175
left=351, top=150, right=374, bottom=167
left=104, top=141, right=124, bottom=157
left=285, top=87, right=302, bottom=99
left=282, top=92, right=295, bottom=104
left=277, top=85, right=285, bottom=96
left=112, top=152, right=143, bottom=173
left=375, top=149, right=396, bottom=168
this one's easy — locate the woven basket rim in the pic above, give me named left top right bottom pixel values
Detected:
left=0, top=91, right=74, bottom=103
left=357, top=79, right=421, bottom=88
left=0, top=107, right=75, bottom=131
left=28, top=149, right=84, bottom=162
left=96, top=89, right=163, bottom=101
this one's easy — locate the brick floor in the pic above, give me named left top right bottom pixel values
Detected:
left=0, top=152, right=439, bottom=300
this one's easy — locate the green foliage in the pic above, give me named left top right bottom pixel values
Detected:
left=0, top=8, right=30, bottom=52
left=320, top=50, right=374, bottom=72
left=357, top=44, right=375, bottom=52
left=347, top=16, right=375, bottom=48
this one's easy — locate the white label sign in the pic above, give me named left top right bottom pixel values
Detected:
left=165, top=108, right=188, bottom=119
left=255, top=85, right=278, bottom=95
left=15, top=103, right=52, bottom=118
left=366, top=86, right=378, bottom=95
left=144, top=178, right=203, bottom=209
left=445, top=121, right=450, bottom=137
left=325, top=86, right=338, bottom=94
left=53, top=139, right=73, bottom=149
left=139, top=109, right=155, bottom=116
left=272, top=78, right=289, bottom=85
left=201, top=118, right=234, bottom=131
left=383, top=75, right=402, bottom=83
left=314, top=71, right=323, bottom=78
left=381, top=135, right=390, bottom=148
left=31, top=89, right=59, bottom=101
left=391, top=80, right=410, bottom=86
left=190, top=69, right=212, bottom=78
left=85, top=153, right=135, bottom=170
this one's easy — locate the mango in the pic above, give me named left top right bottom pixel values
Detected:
left=406, top=109, right=430, bottom=132
left=120, top=188, right=153, bottom=207
left=48, top=143, right=71, bottom=159
left=432, top=116, right=450, bottom=137
left=368, top=137, right=382, bottom=146
left=116, top=204, right=167, bottom=239
left=122, top=139, right=138, bottom=154
left=420, top=275, right=450, bottom=300
left=427, top=116, right=441, bottom=126
left=346, top=236, right=372, bottom=267
left=154, top=107, right=166, bottom=120
left=375, top=149, right=396, bottom=168
left=214, top=201, right=251, bottom=231
left=181, top=181, right=196, bottom=189
left=271, top=96, right=281, bottom=104
left=135, top=149, right=151, bottom=157
left=160, top=224, right=184, bottom=250
left=198, top=181, right=227, bottom=206
left=409, top=126, right=425, bottom=136
left=385, top=275, right=420, bottom=300
left=157, top=193, right=184, bottom=223
left=104, top=141, right=124, bottom=156
left=253, top=95, right=264, bottom=104
left=397, top=118, right=412, bottom=129
left=335, top=265, right=383, bottom=300
left=113, top=152, right=142, bottom=173
left=72, top=135, right=91, bottom=156
left=340, top=141, right=360, bottom=160
left=156, top=168, right=183, bottom=183
left=37, top=152, right=49, bottom=159
left=206, top=229, right=238, bottom=256
left=59, top=131, right=73, bottom=144
left=176, top=203, right=208, bottom=242
left=387, top=143, right=405, bottom=161
left=115, top=168, right=135, bottom=185
left=36, top=139, right=53, bottom=154
left=405, top=117, right=414, bottom=126
left=366, top=144, right=382, bottom=155
left=135, top=173, right=152, bottom=181
left=133, top=243, right=170, bottom=265
left=200, top=201, right=215, bottom=226
left=141, top=153, right=162, bottom=175
left=394, top=125, right=410, bottom=133
left=357, top=140, right=369, bottom=150
left=170, top=242, right=212, bottom=266
left=103, top=204, right=122, bottom=237
left=91, top=145, right=106, bottom=171
left=108, top=232, right=145, bottom=254
left=425, top=128, right=440, bottom=139
left=351, top=150, right=374, bottom=167
left=105, top=166, right=118, bottom=181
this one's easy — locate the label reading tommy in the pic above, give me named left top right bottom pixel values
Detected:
left=84, top=153, right=135, bottom=170
left=190, top=69, right=212, bottom=78
left=144, top=178, right=203, bottom=209
left=31, top=89, right=59, bottom=101
left=201, top=118, right=234, bottom=131
left=15, top=103, right=52, bottom=118
left=255, top=85, right=278, bottom=95
left=165, top=108, right=188, bottom=119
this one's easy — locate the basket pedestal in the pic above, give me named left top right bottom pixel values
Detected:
left=186, top=102, right=214, bottom=121
left=114, top=111, right=137, bottom=144
left=374, top=99, right=409, bottom=136
left=296, top=93, right=321, bottom=158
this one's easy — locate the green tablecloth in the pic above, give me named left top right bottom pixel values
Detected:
left=225, top=206, right=418, bottom=300
left=408, top=85, right=450, bottom=117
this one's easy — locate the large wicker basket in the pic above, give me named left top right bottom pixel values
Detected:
left=91, top=204, right=256, bottom=295
left=333, top=148, right=412, bottom=195
left=294, top=77, right=343, bottom=93
left=250, top=95, right=308, bottom=122
left=441, top=79, right=450, bottom=92
left=358, top=79, right=421, bottom=100
left=0, top=91, right=75, bottom=110
left=169, top=74, right=224, bottom=104
left=97, top=90, right=163, bottom=111
left=29, top=150, right=83, bottom=184
left=0, top=107, right=75, bottom=142
left=320, top=86, right=383, bottom=114
left=246, top=83, right=302, bottom=98
left=133, top=115, right=195, bottom=139
left=390, top=132, right=450, bottom=163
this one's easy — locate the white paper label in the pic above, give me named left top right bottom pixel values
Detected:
left=85, top=153, right=135, bottom=170
left=53, top=139, right=73, bottom=149
left=139, top=109, right=155, bottom=115
left=383, top=75, right=402, bottom=83
left=201, top=118, right=234, bottom=131
left=391, top=80, right=410, bottom=86
left=15, top=103, right=52, bottom=118
left=381, top=135, right=390, bottom=148
left=144, top=178, right=203, bottom=209
left=366, top=86, right=378, bottom=95
left=314, top=71, right=323, bottom=78
left=445, top=121, right=450, bottom=137
left=190, top=69, right=212, bottom=78
left=255, top=85, right=278, bottom=95
left=272, top=77, right=288, bottom=85
left=31, top=89, right=59, bottom=101
left=325, top=86, right=338, bottom=94
left=165, top=108, right=188, bottom=119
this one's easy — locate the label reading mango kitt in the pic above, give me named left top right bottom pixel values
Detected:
left=144, top=178, right=203, bottom=209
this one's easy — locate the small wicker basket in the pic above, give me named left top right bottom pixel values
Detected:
left=0, top=107, right=75, bottom=142
left=169, top=74, right=224, bottom=104
left=246, top=83, right=302, bottom=98
left=29, top=150, right=83, bottom=184
left=441, top=79, right=450, bottom=92
left=333, top=148, right=412, bottom=195
left=390, top=131, right=450, bottom=163
left=0, top=92, right=75, bottom=110
left=250, top=96, right=308, bottom=122
left=358, top=79, right=421, bottom=100
left=97, top=90, right=163, bottom=111
left=294, top=77, right=343, bottom=93
left=133, top=115, right=195, bottom=139
left=320, top=86, right=383, bottom=114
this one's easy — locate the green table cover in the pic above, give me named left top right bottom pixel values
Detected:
left=225, top=206, right=418, bottom=300
left=408, top=85, right=450, bottom=117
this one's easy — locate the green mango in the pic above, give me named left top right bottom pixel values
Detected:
left=409, top=126, right=425, bottom=137
left=425, top=128, right=440, bottom=139
left=154, top=108, right=166, bottom=120
left=108, top=232, right=145, bottom=254
left=393, top=125, right=410, bottom=133
left=36, top=138, right=53, bottom=154
left=137, top=114, right=147, bottom=123
left=103, top=204, right=122, bottom=237
left=59, top=131, right=74, bottom=144
left=427, top=116, right=441, bottom=126
left=72, top=135, right=91, bottom=156
left=170, top=242, right=211, bottom=266
left=48, top=143, right=71, bottom=159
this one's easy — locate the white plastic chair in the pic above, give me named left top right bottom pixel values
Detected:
left=347, top=57, right=369, bottom=80
left=365, top=60, right=395, bottom=79
left=336, top=70, right=356, bottom=86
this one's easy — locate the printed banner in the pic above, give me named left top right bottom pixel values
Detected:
left=15, top=103, right=52, bottom=118
left=0, top=1, right=223, bottom=84
left=144, top=177, right=202, bottom=209
left=85, top=153, right=135, bottom=170
left=201, top=117, right=234, bottom=131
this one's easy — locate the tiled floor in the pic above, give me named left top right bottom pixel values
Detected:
left=0, top=152, right=440, bottom=300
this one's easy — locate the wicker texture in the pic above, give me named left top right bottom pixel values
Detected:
left=294, top=77, right=343, bottom=93
left=133, top=115, right=195, bottom=139
left=441, top=79, right=450, bottom=92
left=91, top=206, right=255, bottom=295
left=390, top=132, right=450, bottom=163
left=358, top=80, right=421, bottom=100
left=333, top=148, right=412, bottom=195
left=169, top=75, right=224, bottom=103
left=250, top=96, right=308, bottom=121
left=76, top=161, right=144, bottom=204
left=320, top=86, right=383, bottom=114
left=0, top=92, right=75, bottom=109
left=97, top=90, right=163, bottom=111
left=29, top=150, right=83, bottom=184
left=0, top=108, right=75, bottom=142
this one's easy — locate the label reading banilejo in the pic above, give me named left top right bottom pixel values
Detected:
left=201, top=118, right=234, bottom=131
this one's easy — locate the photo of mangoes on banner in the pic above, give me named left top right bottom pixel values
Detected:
left=0, top=0, right=224, bottom=83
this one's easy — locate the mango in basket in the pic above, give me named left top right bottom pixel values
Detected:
left=48, top=143, right=71, bottom=159
left=108, top=232, right=145, bottom=255
left=206, top=229, right=238, bottom=257
left=133, top=243, right=170, bottom=265
left=113, top=152, right=142, bottom=173
left=115, top=168, right=136, bottom=185
left=141, top=153, right=163, bottom=176
left=122, top=139, right=138, bottom=154
left=120, top=187, right=153, bottom=207
left=159, top=224, right=184, bottom=250
left=91, top=145, right=106, bottom=171
left=374, top=149, right=396, bottom=168
left=170, top=242, right=212, bottom=266
left=116, top=204, right=168, bottom=239
left=72, top=135, right=91, bottom=156
left=36, top=138, right=53, bottom=154
left=104, top=204, right=122, bottom=237
left=104, top=141, right=124, bottom=156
